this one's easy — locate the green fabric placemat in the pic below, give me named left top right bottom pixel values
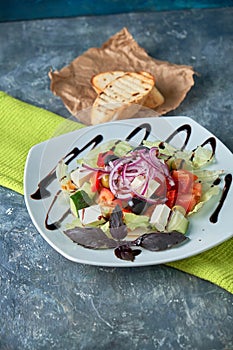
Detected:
left=0, top=91, right=84, bottom=193
left=0, top=91, right=232, bottom=294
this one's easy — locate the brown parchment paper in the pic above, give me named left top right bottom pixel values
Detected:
left=49, top=27, right=195, bottom=125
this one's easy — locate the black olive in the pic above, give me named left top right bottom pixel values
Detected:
left=127, top=197, right=147, bottom=215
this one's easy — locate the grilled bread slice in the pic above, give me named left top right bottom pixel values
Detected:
left=91, top=71, right=164, bottom=109
left=91, top=71, right=155, bottom=125
left=143, top=84, right=165, bottom=109
left=91, top=71, right=125, bottom=94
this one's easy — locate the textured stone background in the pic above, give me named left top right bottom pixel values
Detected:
left=1, top=0, right=233, bottom=21
left=0, top=8, right=233, bottom=350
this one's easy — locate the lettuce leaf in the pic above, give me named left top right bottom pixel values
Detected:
left=82, top=140, right=132, bottom=167
left=193, top=169, right=224, bottom=183
left=143, top=140, right=177, bottom=156
left=124, top=212, right=149, bottom=231
left=188, top=185, right=220, bottom=215
left=191, top=146, right=213, bottom=168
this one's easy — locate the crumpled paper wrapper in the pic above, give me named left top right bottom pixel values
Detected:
left=49, top=27, right=195, bottom=125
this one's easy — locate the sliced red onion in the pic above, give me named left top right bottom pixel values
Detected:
left=82, top=163, right=110, bottom=174
left=83, top=147, right=172, bottom=204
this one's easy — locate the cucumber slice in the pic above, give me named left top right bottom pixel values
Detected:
left=70, top=190, right=92, bottom=216
left=167, top=209, right=189, bottom=234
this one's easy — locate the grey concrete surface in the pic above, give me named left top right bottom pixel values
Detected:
left=0, top=8, right=233, bottom=350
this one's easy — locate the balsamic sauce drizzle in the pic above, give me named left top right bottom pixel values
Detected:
left=30, top=122, right=232, bottom=230
left=63, top=135, right=103, bottom=165
left=190, top=137, right=216, bottom=161
left=45, top=190, right=71, bottom=230
left=209, top=174, right=232, bottom=223
left=31, top=135, right=103, bottom=200
left=165, top=124, right=192, bottom=151
left=31, top=169, right=56, bottom=200
left=125, top=123, right=151, bottom=144
left=212, top=177, right=221, bottom=187
left=201, top=137, right=216, bottom=158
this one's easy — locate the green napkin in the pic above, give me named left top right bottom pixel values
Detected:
left=1, top=91, right=232, bottom=294
left=0, top=91, right=84, bottom=194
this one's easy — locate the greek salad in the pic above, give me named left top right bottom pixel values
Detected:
left=56, top=138, right=223, bottom=246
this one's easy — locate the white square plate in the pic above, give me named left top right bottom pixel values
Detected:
left=24, top=117, right=233, bottom=266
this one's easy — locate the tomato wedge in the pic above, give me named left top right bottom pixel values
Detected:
left=97, top=151, right=114, bottom=167
left=176, top=193, right=197, bottom=213
left=98, top=188, right=115, bottom=204
left=172, top=169, right=198, bottom=193
left=166, top=189, right=177, bottom=208
left=167, top=170, right=202, bottom=213
left=90, top=171, right=102, bottom=192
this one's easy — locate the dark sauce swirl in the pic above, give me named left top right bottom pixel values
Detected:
left=125, top=123, right=151, bottom=143
left=190, top=137, right=216, bottom=161
left=31, top=170, right=56, bottom=200
left=31, top=135, right=103, bottom=200
left=165, top=124, right=192, bottom=151
left=209, top=174, right=232, bottom=223
left=211, top=177, right=221, bottom=187
left=45, top=190, right=71, bottom=230
left=201, top=137, right=216, bottom=158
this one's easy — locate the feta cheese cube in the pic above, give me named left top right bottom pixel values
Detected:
left=131, top=176, right=160, bottom=198
left=145, top=179, right=160, bottom=198
left=78, top=205, right=102, bottom=225
left=131, top=175, right=145, bottom=191
left=150, top=204, right=171, bottom=231
left=70, top=167, right=92, bottom=188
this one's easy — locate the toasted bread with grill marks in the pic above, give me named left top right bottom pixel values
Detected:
left=91, top=71, right=164, bottom=110
left=91, top=71, right=155, bottom=124
left=91, top=71, right=125, bottom=94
